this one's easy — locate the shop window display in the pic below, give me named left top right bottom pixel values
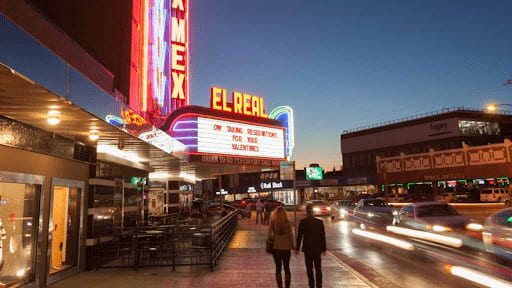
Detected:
left=0, top=182, right=40, bottom=287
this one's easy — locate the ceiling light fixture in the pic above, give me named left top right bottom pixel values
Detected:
left=47, top=110, right=61, bottom=125
left=89, top=130, right=99, bottom=141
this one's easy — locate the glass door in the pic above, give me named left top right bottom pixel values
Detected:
left=49, top=186, right=80, bottom=274
left=0, top=172, right=43, bottom=287
left=47, top=178, right=83, bottom=283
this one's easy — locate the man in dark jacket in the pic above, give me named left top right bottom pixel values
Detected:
left=295, top=204, right=326, bottom=288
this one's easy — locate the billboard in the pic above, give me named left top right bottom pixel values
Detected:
left=306, top=167, right=323, bottom=180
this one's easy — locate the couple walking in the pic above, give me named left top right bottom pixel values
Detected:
left=266, top=204, right=326, bottom=288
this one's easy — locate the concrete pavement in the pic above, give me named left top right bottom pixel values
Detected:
left=50, top=214, right=371, bottom=288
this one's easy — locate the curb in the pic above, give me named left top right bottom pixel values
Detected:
left=327, top=251, right=379, bottom=288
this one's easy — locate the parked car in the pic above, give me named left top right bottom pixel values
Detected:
left=404, top=194, right=435, bottom=203
left=439, top=192, right=456, bottom=203
left=330, top=200, right=355, bottom=220
left=388, top=194, right=407, bottom=203
left=482, top=208, right=512, bottom=260
left=309, top=200, right=330, bottom=216
left=351, top=198, right=396, bottom=229
left=454, top=192, right=470, bottom=203
left=480, top=188, right=511, bottom=206
left=394, top=202, right=471, bottom=232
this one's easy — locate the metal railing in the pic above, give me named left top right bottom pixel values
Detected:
left=94, top=211, right=239, bottom=272
left=342, top=106, right=512, bottom=135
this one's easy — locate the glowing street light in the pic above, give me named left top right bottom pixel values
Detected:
left=486, top=103, right=512, bottom=112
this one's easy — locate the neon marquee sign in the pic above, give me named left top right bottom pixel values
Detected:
left=130, top=0, right=189, bottom=126
left=210, top=87, right=268, bottom=118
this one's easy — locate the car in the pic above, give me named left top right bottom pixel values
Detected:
left=351, top=198, right=396, bottom=228
left=439, top=192, right=456, bottom=203
left=454, top=192, right=470, bottom=203
left=388, top=194, right=407, bottom=203
left=480, top=188, right=511, bottom=206
left=309, top=200, right=330, bottom=216
left=482, top=208, right=512, bottom=260
left=394, top=202, right=471, bottom=232
left=330, top=200, right=355, bottom=220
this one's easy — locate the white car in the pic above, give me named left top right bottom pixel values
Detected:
left=480, top=188, right=511, bottom=206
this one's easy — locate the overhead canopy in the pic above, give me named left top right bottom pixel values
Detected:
left=0, top=63, right=276, bottom=181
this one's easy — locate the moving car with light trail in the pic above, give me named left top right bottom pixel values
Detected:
left=351, top=198, right=396, bottom=229
left=330, top=200, right=355, bottom=220
left=309, top=200, right=330, bottom=216
left=393, top=202, right=475, bottom=232
left=482, top=208, right=512, bottom=261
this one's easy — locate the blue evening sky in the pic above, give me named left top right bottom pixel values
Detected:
left=190, top=0, right=512, bottom=170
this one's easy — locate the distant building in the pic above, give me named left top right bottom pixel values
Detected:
left=340, top=108, right=512, bottom=193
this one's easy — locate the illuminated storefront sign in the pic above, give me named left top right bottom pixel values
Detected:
left=260, top=182, right=284, bottom=189
left=130, top=0, right=189, bottom=126
left=210, top=87, right=268, bottom=118
left=138, top=127, right=186, bottom=154
left=197, top=117, right=285, bottom=159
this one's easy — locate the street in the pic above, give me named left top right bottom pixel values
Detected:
left=274, top=204, right=510, bottom=288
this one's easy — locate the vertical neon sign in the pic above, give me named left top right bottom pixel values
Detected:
left=171, top=0, right=188, bottom=108
left=151, top=0, right=168, bottom=110
left=130, top=0, right=189, bottom=126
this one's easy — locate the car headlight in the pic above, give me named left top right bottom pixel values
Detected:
left=466, top=223, right=483, bottom=231
left=368, top=212, right=375, bottom=218
left=313, top=207, right=320, bottom=212
left=432, top=225, right=452, bottom=232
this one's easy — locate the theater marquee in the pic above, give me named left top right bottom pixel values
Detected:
left=197, top=117, right=285, bottom=159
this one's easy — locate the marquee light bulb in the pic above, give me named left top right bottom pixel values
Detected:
left=47, top=110, right=61, bottom=125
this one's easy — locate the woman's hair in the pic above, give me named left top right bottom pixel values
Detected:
left=272, top=206, right=289, bottom=235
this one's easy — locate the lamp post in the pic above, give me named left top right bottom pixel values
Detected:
left=486, top=103, right=512, bottom=112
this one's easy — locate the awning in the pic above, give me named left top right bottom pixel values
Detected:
left=0, top=63, right=271, bottom=181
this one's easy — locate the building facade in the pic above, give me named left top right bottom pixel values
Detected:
left=340, top=108, right=512, bottom=191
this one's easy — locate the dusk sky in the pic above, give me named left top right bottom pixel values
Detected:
left=190, top=0, right=512, bottom=170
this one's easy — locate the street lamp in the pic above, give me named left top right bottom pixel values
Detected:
left=486, top=103, right=512, bottom=112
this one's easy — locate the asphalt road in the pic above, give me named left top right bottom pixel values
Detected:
left=285, top=204, right=510, bottom=288
left=324, top=218, right=481, bottom=288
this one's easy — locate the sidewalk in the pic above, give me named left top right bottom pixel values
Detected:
left=50, top=217, right=370, bottom=288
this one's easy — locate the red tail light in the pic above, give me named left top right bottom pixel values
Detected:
left=242, top=200, right=246, bottom=205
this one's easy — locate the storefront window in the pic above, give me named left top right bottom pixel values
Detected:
left=273, top=190, right=295, bottom=206
left=49, top=186, right=80, bottom=275
left=458, top=120, right=500, bottom=136
left=0, top=182, right=40, bottom=286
